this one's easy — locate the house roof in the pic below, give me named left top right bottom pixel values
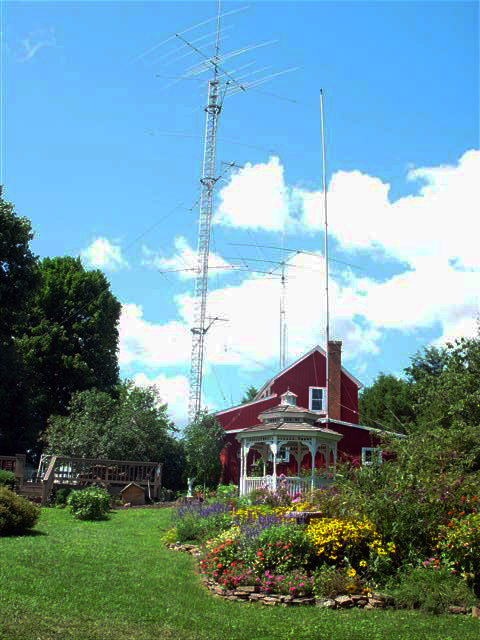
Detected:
left=255, top=345, right=363, bottom=400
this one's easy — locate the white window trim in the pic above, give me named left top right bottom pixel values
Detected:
left=309, top=386, right=326, bottom=412
left=362, top=447, right=382, bottom=465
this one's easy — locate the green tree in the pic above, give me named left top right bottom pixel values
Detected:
left=241, top=385, right=259, bottom=404
left=407, top=336, right=480, bottom=447
left=183, top=410, right=225, bottom=492
left=358, top=373, right=415, bottom=434
left=17, top=256, right=121, bottom=449
left=0, top=188, right=39, bottom=453
left=43, top=381, right=183, bottom=488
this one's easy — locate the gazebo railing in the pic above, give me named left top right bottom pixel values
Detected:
left=242, top=475, right=333, bottom=496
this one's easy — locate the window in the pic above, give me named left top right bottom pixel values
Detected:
left=309, top=387, right=325, bottom=412
left=362, top=448, right=382, bottom=465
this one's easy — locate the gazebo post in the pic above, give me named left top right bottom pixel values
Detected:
left=271, top=438, right=278, bottom=491
left=240, top=443, right=245, bottom=495
left=310, top=441, right=316, bottom=491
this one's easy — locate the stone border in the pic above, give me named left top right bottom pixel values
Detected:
left=165, top=543, right=480, bottom=615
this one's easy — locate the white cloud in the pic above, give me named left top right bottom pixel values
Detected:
left=298, top=149, right=480, bottom=267
left=133, top=372, right=190, bottom=426
left=215, top=156, right=295, bottom=231
left=142, top=236, right=232, bottom=279
left=119, top=303, right=191, bottom=368
left=17, top=27, right=56, bottom=63
left=81, top=237, right=128, bottom=272
left=119, top=150, right=480, bottom=404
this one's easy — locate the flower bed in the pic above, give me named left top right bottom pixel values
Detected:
left=162, top=480, right=480, bottom=615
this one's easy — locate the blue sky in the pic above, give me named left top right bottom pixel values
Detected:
left=3, top=1, right=479, bottom=425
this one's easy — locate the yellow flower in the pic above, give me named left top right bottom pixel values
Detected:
left=347, top=568, right=356, bottom=577
left=359, top=560, right=367, bottom=568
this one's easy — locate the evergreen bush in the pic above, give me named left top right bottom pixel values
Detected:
left=0, top=486, right=39, bottom=535
left=0, top=470, right=16, bottom=490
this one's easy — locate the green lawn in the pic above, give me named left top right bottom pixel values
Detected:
left=0, top=508, right=478, bottom=640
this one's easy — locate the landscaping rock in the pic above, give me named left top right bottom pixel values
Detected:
left=316, top=598, right=337, bottom=609
left=472, top=606, right=480, bottom=618
left=448, top=606, right=467, bottom=615
left=368, top=597, right=386, bottom=608
left=249, top=594, right=263, bottom=602
left=263, top=596, right=281, bottom=606
left=233, top=591, right=250, bottom=599
left=292, top=597, right=316, bottom=606
left=236, top=586, right=259, bottom=594
left=335, top=595, right=354, bottom=608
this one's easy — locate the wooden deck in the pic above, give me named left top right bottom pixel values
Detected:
left=1, top=454, right=162, bottom=505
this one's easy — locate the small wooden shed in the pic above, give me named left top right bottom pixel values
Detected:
left=121, top=482, right=145, bottom=506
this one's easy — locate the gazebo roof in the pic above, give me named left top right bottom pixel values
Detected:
left=236, top=421, right=343, bottom=443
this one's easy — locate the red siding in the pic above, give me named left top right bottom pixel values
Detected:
left=216, top=349, right=364, bottom=482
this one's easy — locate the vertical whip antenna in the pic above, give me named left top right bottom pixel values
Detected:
left=320, top=88, right=330, bottom=420
left=279, top=225, right=287, bottom=370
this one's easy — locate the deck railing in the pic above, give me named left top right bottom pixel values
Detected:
left=0, top=456, right=17, bottom=472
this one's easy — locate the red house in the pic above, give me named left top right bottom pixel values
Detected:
left=216, top=341, right=382, bottom=492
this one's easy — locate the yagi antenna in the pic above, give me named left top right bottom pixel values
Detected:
left=129, top=5, right=250, bottom=64
left=132, top=1, right=299, bottom=423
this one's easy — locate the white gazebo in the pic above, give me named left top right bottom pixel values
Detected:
left=236, top=390, right=343, bottom=496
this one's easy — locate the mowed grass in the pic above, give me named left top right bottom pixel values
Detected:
left=0, top=508, right=478, bottom=640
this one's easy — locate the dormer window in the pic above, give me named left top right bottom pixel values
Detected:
left=281, top=390, right=297, bottom=406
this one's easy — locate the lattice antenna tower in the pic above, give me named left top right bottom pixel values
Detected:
left=133, top=2, right=299, bottom=423
left=187, top=1, right=224, bottom=423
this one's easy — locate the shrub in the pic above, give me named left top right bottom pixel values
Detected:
left=251, top=523, right=314, bottom=575
left=173, top=500, right=232, bottom=543
left=67, top=486, right=111, bottom=521
left=0, top=486, right=40, bottom=535
left=52, top=487, right=74, bottom=508
left=313, top=565, right=365, bottom=598
left=216, top=484, right=238, bottom=500
left=391, top=565, right=476, bottom=614
left=0, top=470, right=16, bottom=490
left=437, top=508, right=480, bottom=594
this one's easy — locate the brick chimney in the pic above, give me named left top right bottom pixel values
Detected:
left=327, top=340, right=342, bottom=421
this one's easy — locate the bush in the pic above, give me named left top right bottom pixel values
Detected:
left=52, top=487, right=74, bottom=508
left=437, top=508, right=480, bottom=594
left=0, top=470, right=16, bottom=490
left=67, top=486, right=111, bottom=521
left=173, top=500, right=232, bottom=543
left=313, top=565, right=364, bottom=598
left=391, top=565, right=476, bottom=614
left=216, top=484, right=238, bottom=500
left=0, top=486, right=40, bottom=535
left=251, top=522, right=314, bottom=575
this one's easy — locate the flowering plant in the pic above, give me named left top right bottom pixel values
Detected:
left=258, top=570, right=314, bottom=597
left=306, top=517, right=394, bottom=571
left=437, top=510, right=480, bottom=592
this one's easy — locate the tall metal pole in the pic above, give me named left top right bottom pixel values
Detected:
left=279, top=263, right=287, bottom=370
left=188, top=3, right=223, bottom=423
left=320, top=88, right=330, bottom=420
